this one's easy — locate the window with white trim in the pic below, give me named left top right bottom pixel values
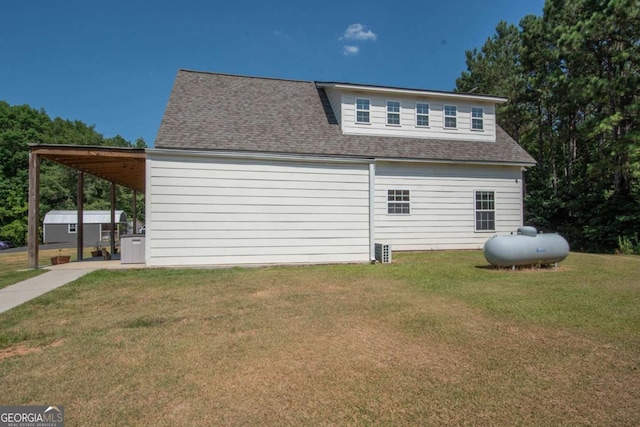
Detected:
left=386, top=101, right=400, bottom=125
left=475, top=191, right=495, bottom=231
left=387, top=189, right=410, bottom=215
left=444, top=105, right=457, bottom=128
left=356, top=98, right=370, bottom=124
left=471, top=107, right=484, bottom=130
left=416, top=102, right=429, bottom=127
left=68, top=223, right=77, bottom=233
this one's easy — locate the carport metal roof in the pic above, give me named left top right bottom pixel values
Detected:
left=29, top=144, right=146, bottom=192
left=43, top=210, right=127, bottom=225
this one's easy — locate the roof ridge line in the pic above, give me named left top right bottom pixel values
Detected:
left=178, top=69, right=313, bottom=84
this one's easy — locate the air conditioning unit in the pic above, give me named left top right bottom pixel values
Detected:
left=375, top=243, right=392, bottom=264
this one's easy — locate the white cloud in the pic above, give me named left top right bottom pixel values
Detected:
left=343, top=45, right=359, bottom=56
left=342, top=23, right=377, bottom=41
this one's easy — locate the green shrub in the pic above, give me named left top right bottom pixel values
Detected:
left=617, top=234, right=640, bottom=255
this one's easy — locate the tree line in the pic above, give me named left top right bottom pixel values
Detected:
left=3, top=0, right=639, bottom=252
left=456, top=0, right=640, bottom=253
left=0, top=101, right=145, bottom=246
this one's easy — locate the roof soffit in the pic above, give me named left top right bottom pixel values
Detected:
left=29, top=145, right=146, bottom=193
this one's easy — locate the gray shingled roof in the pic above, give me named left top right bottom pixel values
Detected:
left=155, top=70, right=536, bottom=165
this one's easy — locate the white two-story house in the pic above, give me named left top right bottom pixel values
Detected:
left=146, top=69, right=535, bottom=267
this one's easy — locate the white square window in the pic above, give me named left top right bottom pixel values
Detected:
left=416, top=103, right=429, bottom=127
left=444, top=105, right=457, bottom=128
left=356, top=98, right=370, bottom=124
left=472, top=107, right=484, bottom=130
left=387, top=189, right=410, bottom=215
left=386, top=101, right=400, bottom=125
left=68, top=223, right=77, bottom=233
left=474, top=191, right=495, bottom=231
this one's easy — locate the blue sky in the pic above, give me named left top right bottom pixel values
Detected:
left=1, top=0, right=545, bottom=147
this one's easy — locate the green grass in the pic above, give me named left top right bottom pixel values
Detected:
left=0, top=251, right=639, bottom=426
left=0, top=247, right=93, bottom=289
left=393, top=251, right=640, bottom=341
left=0, top=269, right=44, bottom=290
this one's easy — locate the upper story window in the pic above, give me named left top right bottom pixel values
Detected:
left=471, top=107, right=484, bottom=130
left=474, top=190, right=495, bottom=231
left=386, top=101, right=400, bottom=125
left=387, top=189, right=410, bottom=215
left=444, top=105, right=457, bottom=128
left=356, top=98, right=370, bottom=124
left=416, top=103, right=429, bottom=127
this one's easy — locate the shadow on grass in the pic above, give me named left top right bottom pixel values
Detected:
left=474, top=264, right=567, bottom=272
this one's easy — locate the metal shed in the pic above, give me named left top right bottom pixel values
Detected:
left=43, top=210, right=128, bottom=246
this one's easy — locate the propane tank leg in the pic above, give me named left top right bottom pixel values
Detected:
left=512, top=265, right=515, bottom=271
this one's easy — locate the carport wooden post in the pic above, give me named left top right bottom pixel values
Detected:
left=132, top=190, right=137, bottom=234
left=110, top=182, right=116, bottom=255
left=28, top=152, right=40, bottom=269
left=77, top=171, right=84, bottom=261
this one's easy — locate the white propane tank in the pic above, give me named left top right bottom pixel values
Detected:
left=483, top=226, right=569, bottom=268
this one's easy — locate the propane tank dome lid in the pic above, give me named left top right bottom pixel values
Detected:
left=517, top=226, right=538, bottom=237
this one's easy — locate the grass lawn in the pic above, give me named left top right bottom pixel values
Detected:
left=0, top=247, right=95, bottom=290
left=0, top=251, right=639, bottom=425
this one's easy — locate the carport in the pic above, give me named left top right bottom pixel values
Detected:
left=28, top=144, right=146, bottom=268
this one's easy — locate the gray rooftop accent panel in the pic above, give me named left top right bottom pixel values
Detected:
left=43, top=210, right=127, bottom=224
left=155, top=70, right=535, bottom=165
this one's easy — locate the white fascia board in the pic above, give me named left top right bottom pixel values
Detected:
left=147, top=149, right=534, bottom=168
left=317, top=83, right=507, bottom=104
left=147, top=148, right=375, bottom=165
left=374, top=156, right=536, bottom=168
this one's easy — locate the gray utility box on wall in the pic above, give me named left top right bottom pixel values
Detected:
left=120, top=234, right=145, bottom=264
left=375, top=243, right=392, bottom=263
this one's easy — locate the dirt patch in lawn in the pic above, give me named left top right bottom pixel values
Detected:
left=0, top=339, right=65, bottom=361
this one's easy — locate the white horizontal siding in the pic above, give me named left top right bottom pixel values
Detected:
left=153, top=160, right=368, bottom=178
left=151, top=212, right=366, bottom=223
left=150, top=185, right=366, bottom=200
left=151, top=221, right=367, bottom=231
left=149, top=253, right=363, bottom=266
left=374, top=162, right=523, bottom=250
left=341, top=91, right=496, bottom=142
left=153, top=203, right=368, bottom=214
left=153, top=229, right=368, bottom=240
left=146, top=154, right=371, bottom=266
left=152, top=194, right=368, bottom=207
